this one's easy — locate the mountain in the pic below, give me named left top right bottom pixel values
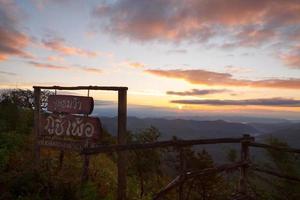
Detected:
left=164, top=115, right=291, bottom=124
left=257, top=123, right=300, bottom=148
left=97, top=116, right=300, bottom=163
left=100, top=116, right=259, bottom=139
left=248, top=122, right=294, bottom=134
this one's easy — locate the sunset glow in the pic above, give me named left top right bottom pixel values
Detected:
left=1, top=0, right=300, bottom=119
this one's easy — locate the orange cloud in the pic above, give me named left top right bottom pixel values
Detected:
left=92, top=0, right=300, bottom=44
left=29, top=61, right=69, bottom=70
left=146, top=69, right=300, bottom=89
left=81, top=67, right=102, bottom=74
left=28, top=61, right=102, bottom=74
left=0, top=28, right=33, bottom=61
left=224, top=66, right=254, bottom=74
left=0, top=0, right=33, bottom=61
left=47, top=55, right=65, bottom=62
left=167, top=89, right=231, bottom=96
left=281, top=46, right=300, bottom=69
left=171, top=98, right=300, bottom=107
left=42, top=38, right=97, bottom=57
left=129, top=62, right=144, bottom=68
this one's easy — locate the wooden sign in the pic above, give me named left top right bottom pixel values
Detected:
left=41, top=113, right=102, bottom=139
left=48, top=95, right=94, bottom=114
left=37, top=139, right=84, bottom=151
left=37, top=139, right=102, bottom=151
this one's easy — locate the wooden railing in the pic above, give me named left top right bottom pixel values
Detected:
left=80, top=134, right=300, bottom=199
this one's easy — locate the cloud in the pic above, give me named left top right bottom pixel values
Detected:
left=171, top=98, right=300, bottom=107
left=92, top=0, right=300, bottom=47
left=224, top=66, right=254, bottom=73
left=280, top=46, right=300, bottom=69
left=0, top=70, right=17, bottom=76
left=167, top=89, right=230, bottom=96
left=120, top=61, right=145, bottom=68
left=146, top=69, right=300, bottom=89
left=31, top=0, right=71, bottom=10
left=28, top=61, right=102, bottom=74
left=47, top=55, right=65, bottom=62
left=29, top=61, right=69, bottom=70
left=81, top=67, right=102, bottom=74
left=0, top=0, right=32, bottom=61
left=128, top=62, right=144, bottom=68
left=42, top=37, right=98, bottom=57
left=166, top=49, right=187, bottom=54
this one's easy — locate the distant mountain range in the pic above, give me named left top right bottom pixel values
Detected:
left=99, top=116, right=300, bottom=146
left=98, top=116, right=300, bottom=163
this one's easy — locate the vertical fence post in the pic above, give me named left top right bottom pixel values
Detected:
left=117, top=89, right=127, bottom=200
left=34, top=87, right=41, bottom=162
left=81, top=139, right=90, bottom=183
left=81, top=155, right=90, bottom=183
left=59, top=150, right=64, bottom=169
left=178, top=146, right=186, bottom=200
left=239, top=134, right=251, bottom=194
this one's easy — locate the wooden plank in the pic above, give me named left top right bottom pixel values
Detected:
left=33, top=85, right=128, bottom=91
left=37, top=139, right=84, bottom=151
left=117, top=89, right=127, bottom=200
left=40, top=113, right=102, bottom=139
left=48, top=95, right=94, bottom=114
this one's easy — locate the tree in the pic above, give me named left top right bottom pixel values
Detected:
left=264, top=137, right=300, bottom=200
left=175, top=147, right=230, bottom=200
left=0, top=89, right=53, bottom=134
left=127, top=126, right=164, bottom=199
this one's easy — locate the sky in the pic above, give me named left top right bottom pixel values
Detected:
left=0, top=0, right=300, bottom=119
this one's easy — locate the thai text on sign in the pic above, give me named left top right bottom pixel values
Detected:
left=48, top=95, right=94, bottom=114
left=41, top=113, right=101, bottom=139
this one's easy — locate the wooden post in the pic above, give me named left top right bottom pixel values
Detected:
left=178, top=147, right=186, bottom=200
left=59, top=150, right=64, bottom=169
left=117, top=89, right=127, bottom=200
left=239, top=134, right=251, bottom=194
left=81, top=154, right=90, bottom=183
left=34, top=87, right=41, bottom=162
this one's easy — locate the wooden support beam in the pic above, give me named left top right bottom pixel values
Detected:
left=117, top=89, right=127, bottom=200
left=239, top=134, right=254, bottom=194
left=34, top=87, right=41, bottom=162
left=81, top=154, right=90, bottom=183
left=33, top=85, right=128, bottom=91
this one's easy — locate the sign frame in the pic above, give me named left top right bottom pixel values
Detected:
left=33, top=85, right=128, bottom=199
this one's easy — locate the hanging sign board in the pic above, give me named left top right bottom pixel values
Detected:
left=48, top=95, right=94, bottom=114
left=40, top=113, right=102, bottom=140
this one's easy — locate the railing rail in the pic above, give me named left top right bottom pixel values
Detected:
left=81, top=137, right=250, bottom=154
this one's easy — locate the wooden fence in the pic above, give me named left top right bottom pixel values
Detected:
left=82, top=134, right=300, bottom=199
